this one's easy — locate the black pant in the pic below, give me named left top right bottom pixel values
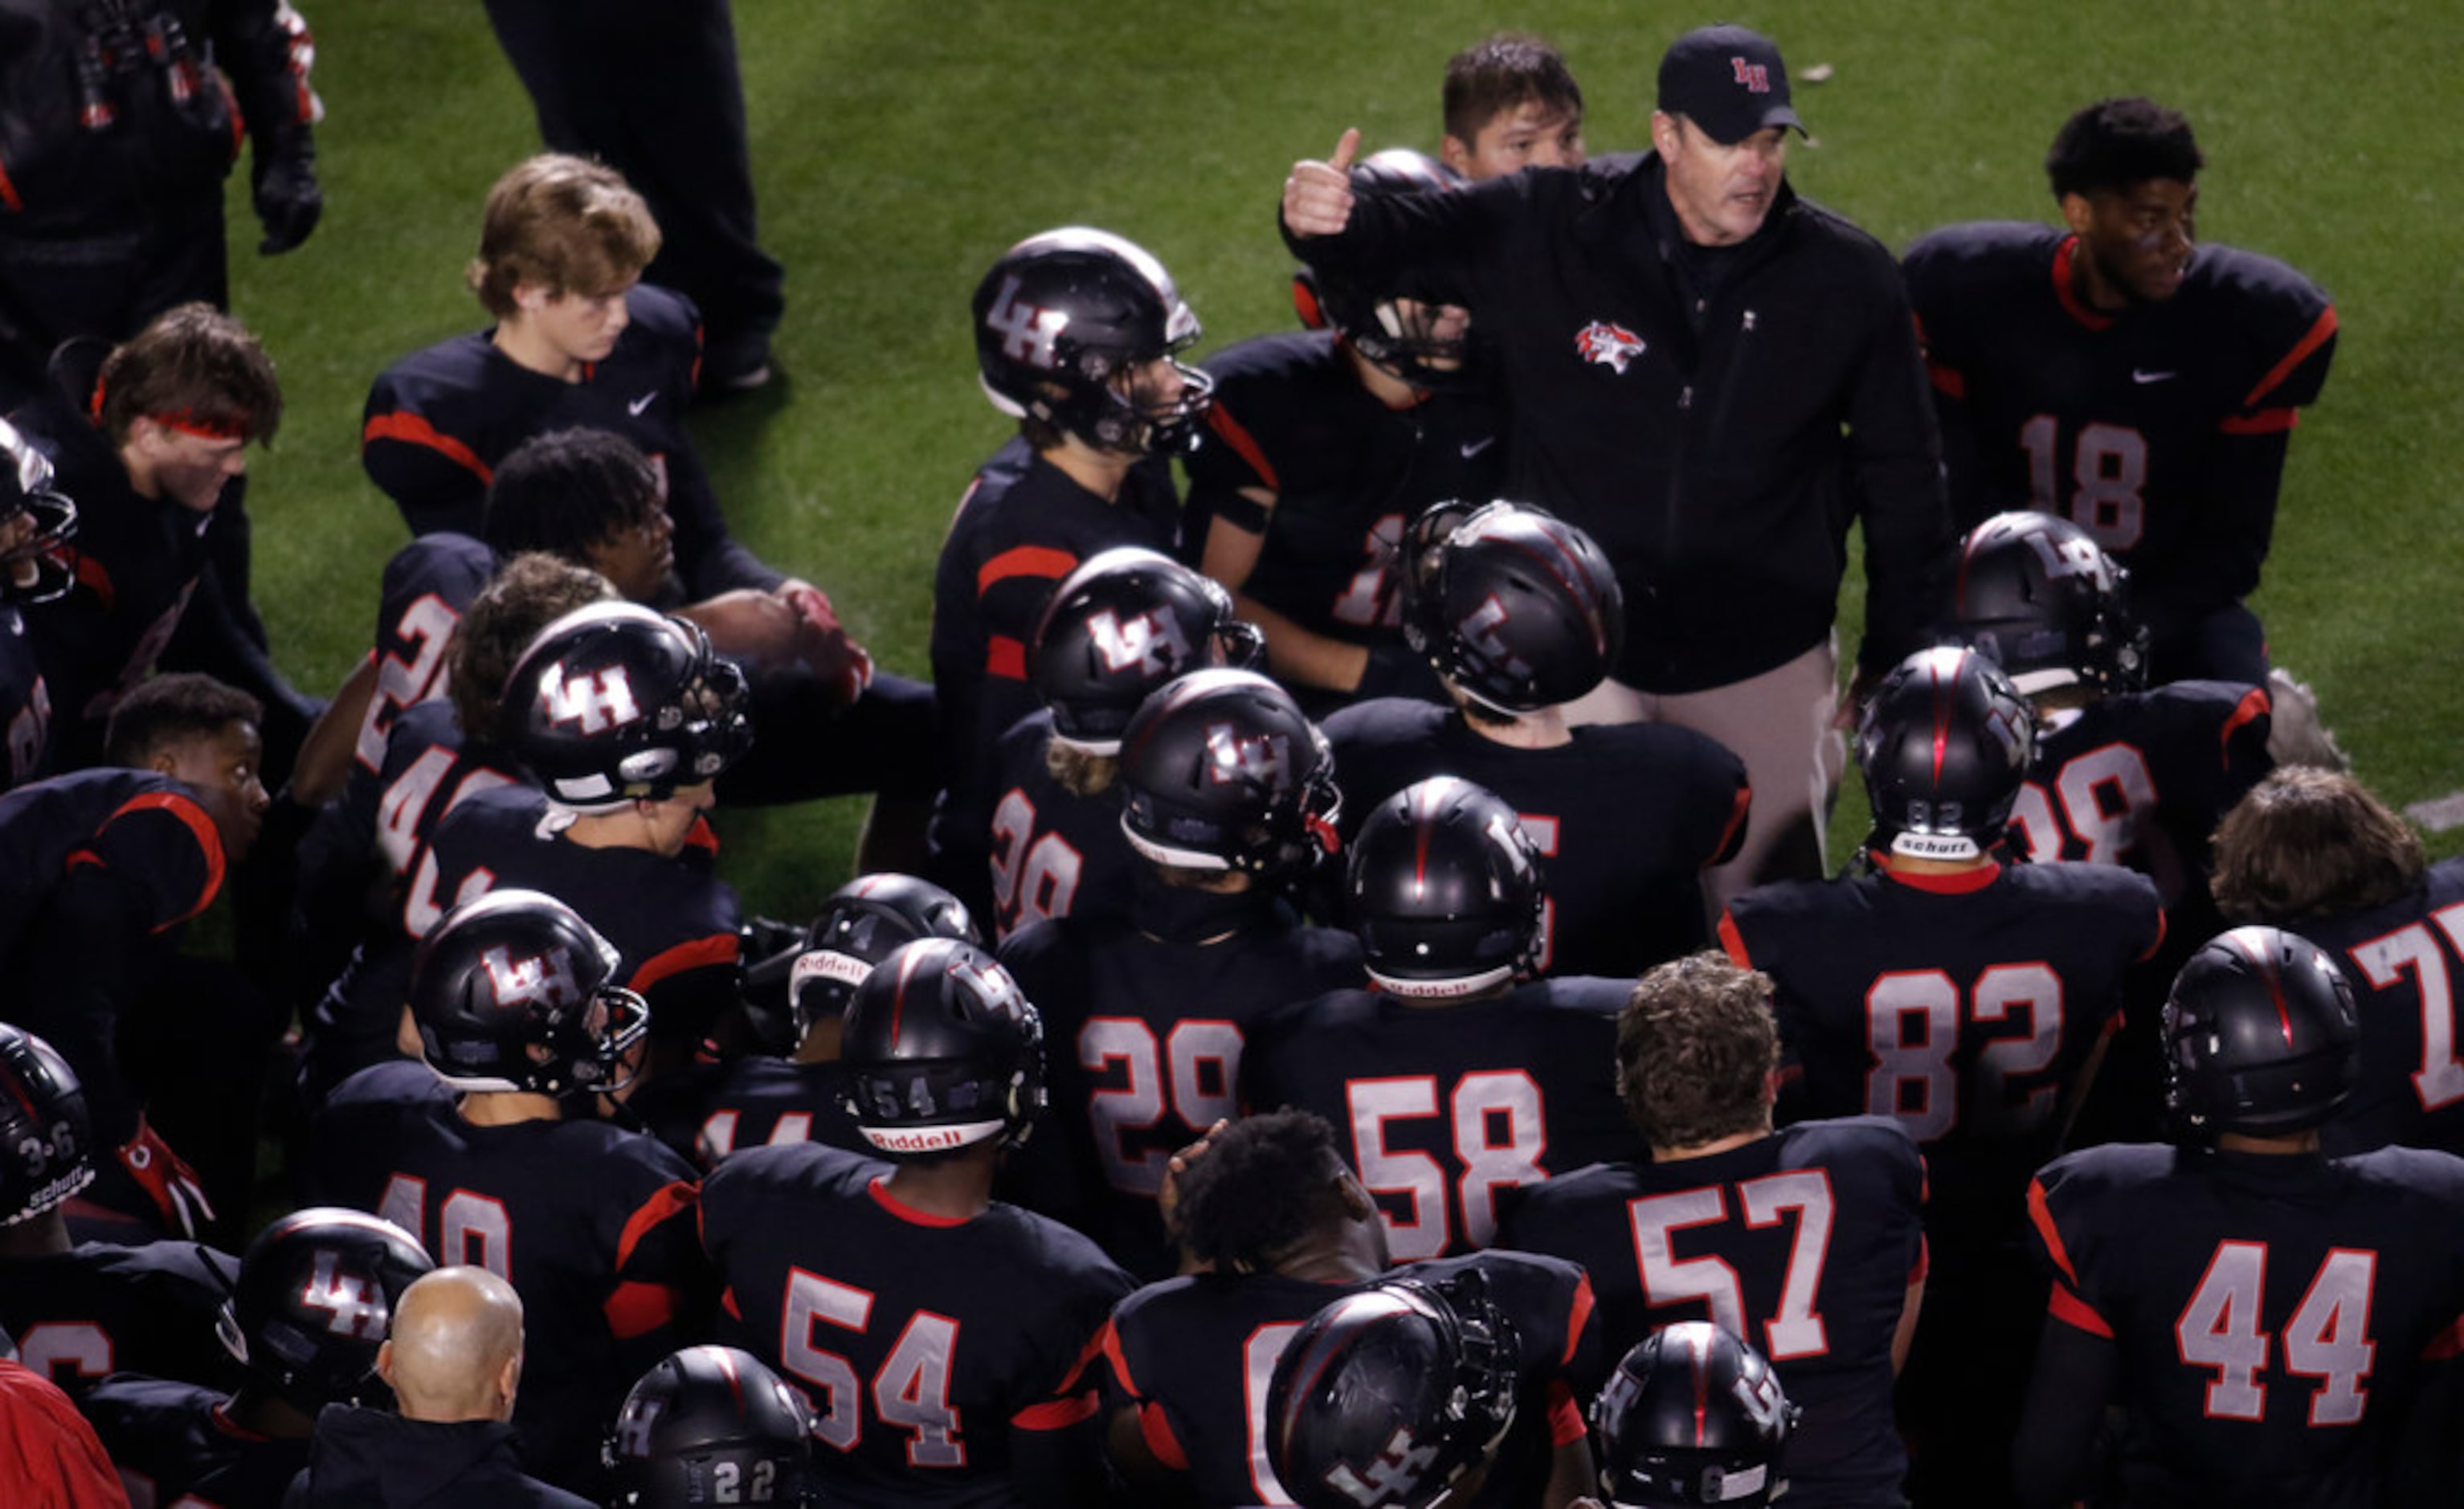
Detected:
left=481, top=0, right=785, bottom=358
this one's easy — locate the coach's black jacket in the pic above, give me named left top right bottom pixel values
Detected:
left=1285, top=149, right=1951, bottom=693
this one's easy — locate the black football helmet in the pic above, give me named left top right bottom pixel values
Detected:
left=1266, top=1270, right=1521, bottom=1509
left=1592, top=1322, right=1799, bottom=1508
left=1402, top=500, right=1624, bottom=714
left=606, top=1344, right=819, bottom=1508
left=1349, top=776, right=1544, bottom=999
left=840, top=938, right=1046, bottom=1155
left=1857, top=645, right=2037, bottom=861
left=2162, top=926, right=2360, bottom=1139
left=972, top=227, right=1213, bottom=455
left=408, top=888, right=650, bottom=1098
left=0, top=416, right=77, bottom=603
left=1029, top=546, right=1264, bottom=755
left=1951, top=511, right=2149, bottom=697
left=217, top=1208, right=434, bottom=1413
left=1116, top=668, right=1342, bottom=879
left=1291, top=149, right=1472, bottom=387
left=503, top=601, right=753, bottom=812
left=787, top=873, right=981, bottom=1044
left=0, top=1024, right=93, bottom=1226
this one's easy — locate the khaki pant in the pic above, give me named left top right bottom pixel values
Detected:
left=1563, top=640, right=1846, bottom=909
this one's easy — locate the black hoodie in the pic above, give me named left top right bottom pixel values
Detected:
left=284, top=1405, right=591, bottom=1509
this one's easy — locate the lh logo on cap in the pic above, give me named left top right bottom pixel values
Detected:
left=1731, top=57, right=1772, bottom=93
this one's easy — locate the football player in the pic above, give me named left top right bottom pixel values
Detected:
left=1099, top=1108, right=1600, bottom=1509
left=999, top=667, right=1360, bottom=1278
left=1951, top=509, right=2270, bottom=1140
left=293, top=552, right=615, bottom=1083
left=364, top=156, right=776, bottom=598
left=0, top=415, right=78, bottom=790
left=2213, top=767, right=2464, bottom=1157
left=2016, top=928, right=2464, bottom=1507
left=684, top=873, right=980, bottom=1168
left=309, top=601, right=752, bottom=1090
left=82, top=1207, right=434, bottom=1507
left=698, top=937, right=1134, bottom=1508
left=0, top=672, right=268, bottom=1238
left=1185, top=149, right=1500, bottom=714
left=1439, top=33, right=1587, bottom=180
left=603, top=1345, right=819, bottom=1509
left=1240, top=775, right=1640, bottom=1261
left=1326, top=500, right=1748, bottom=977
left=1494, top=955, right=1926, bottom=1507
left=1588, top=1323, right=1798, bottom=1509
left=1719, top=644, right=2163, bottom=1503
left=934, top=546, right=1262, bottom=938
left=304, top=889, right=705, bottom=1496
left=1906, top=96, right=2336, bottom=689
left=6, top=304, right=316, bottom=778
left=932, top=226, right=1211, bottom=813
left=0, top=1024, right=239, bottom=1397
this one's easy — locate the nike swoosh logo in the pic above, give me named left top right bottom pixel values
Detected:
left=1461, top=436, right=1497, bottom=459
left=2132, top=369, right=2176, bottom=384
left=628, top=391, right=658, bottom=415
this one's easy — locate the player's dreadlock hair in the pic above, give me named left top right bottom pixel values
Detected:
left=1176, top=1110, right=1359, bottom=1274
left=447, top=553, right=619, bottom=746
left=468, top=153, right=660, bottom=318
left=483, top=427, right=663, bottom=566
left=2213, top=767, right=2426, bottom=926
left=96, top=304, right=282, bottom=449
left=2045, top=96, right=2204, bottom=202
left=103, top=673, right=263, bottom=767
left=1443, top=32, right=1583, bottom=148
left=1619, top=952, right=1780, bottom=1150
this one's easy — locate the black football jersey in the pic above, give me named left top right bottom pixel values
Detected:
left=0, top=768, right=225, bottom=956
left=2027, top=1141, right=2464, bottom=1507
left=2296, top=857, right=2464, bottom=1159
left=1905, top=223, right=2335, bottom=622
left=304, top=1059, right=705, bottom=1492
left=932, top=707, right=1142, bottom=943
left=688, top=1053, right=875, bottom=1168
left=349, top=532, right=495, bottom=776
left=0, top=1241, right=239, bottom=1399
left=700, top=1141, right=1135, bottom=1509
left=14, top=399, right=210, bottom=738
left=997, top=886, right=1364, bottom=1278
left=1101, top=1249, right=1598, bottom=1509
left=1240, top=979, right=1642, bottom=1260
left=2012, top=681, right=2270, bottom=913
left=1183, top=330, right=1503, bottom=649
left=363, top=285, right=776, bottom=599
left=0, top=605, right=51, bottom=790
left=320, top=783, right=742, bottom=1074
left=83, top=1372, right=312, bottom=1509
left=929, top=438, right=1184, bottom=795
left=1723, top=856, right=2163, bottom=1250
left=1496, top=1119, right=1926, bottom=1507
left=1325, top=698, right=1750, bottom=977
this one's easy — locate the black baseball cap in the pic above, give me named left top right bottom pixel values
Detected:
left=1657, top=24, right=1805, bottom=145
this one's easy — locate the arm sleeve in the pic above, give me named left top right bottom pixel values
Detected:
left=1849, top=288, right=1957, bottom=673
left=1278, top=171, right=1520, bottom=313
left=2010, top=1308, right=2117, bottom=1508
left=361, top=397, right=492, bottom=539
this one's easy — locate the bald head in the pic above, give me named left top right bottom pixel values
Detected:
left=378, top=1266, right=526, bottom=1422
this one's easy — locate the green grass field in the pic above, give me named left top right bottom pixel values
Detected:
left=226, top=1, right=2464, bottom=915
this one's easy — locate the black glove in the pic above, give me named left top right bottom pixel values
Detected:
left=251, top=145, right=323, bottom=255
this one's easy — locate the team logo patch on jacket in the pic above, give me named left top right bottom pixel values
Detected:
left=1575, top=321, right=1645, bottom=374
